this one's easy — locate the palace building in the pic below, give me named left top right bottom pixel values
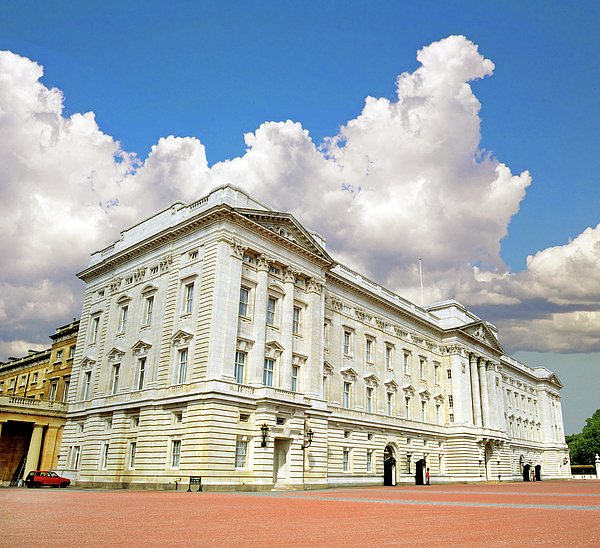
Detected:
left=57, top=184, right=569, bottom=489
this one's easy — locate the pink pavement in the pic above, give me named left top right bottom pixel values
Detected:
left=2, top=479, right=599, bottom=547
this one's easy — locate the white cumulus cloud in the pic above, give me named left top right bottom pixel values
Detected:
left=0, top=36, right=598, bottom=358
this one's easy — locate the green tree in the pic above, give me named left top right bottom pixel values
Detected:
left=566, top=409, right=600, bottom=465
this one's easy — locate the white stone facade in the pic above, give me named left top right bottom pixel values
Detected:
left=58, top=184, right=569, bottom=489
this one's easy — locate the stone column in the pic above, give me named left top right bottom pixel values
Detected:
left=214, top=238, right=246, bottom=379
left=470, top=353, right=482, bottom=427
left=250, top=254, right=271, bottom=386
left=306, top=277, right=325, bottom=398
left=24, top=423, right=45, bottom=477
left=280, top=267, right=297, bottom=390
left=479, top=358, right=491, bottom=428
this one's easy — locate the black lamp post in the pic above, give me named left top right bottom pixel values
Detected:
left=406, top=452, right=412, bottom=473
left=260, top=423, right=269, bottom=448
left=301, top=428, right=314, bottom=450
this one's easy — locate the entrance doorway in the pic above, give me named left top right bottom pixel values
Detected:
left=535, top=464, right=541, bottom=481
left=415, top=458, right=426, bottom=485
left=383, top=445, right=396, bottom=486
left=522, top=463, right=531, bottom=482
left=273, top=439, right=291, bottom=485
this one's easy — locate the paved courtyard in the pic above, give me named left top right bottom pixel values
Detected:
left=2, top=480, right=599, bottom=547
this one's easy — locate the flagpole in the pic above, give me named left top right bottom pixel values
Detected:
left=419, top=258, right=424, bottom=307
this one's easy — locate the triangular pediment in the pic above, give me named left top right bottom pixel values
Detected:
left=363, top=373, right=380, bottom=386
left=418, top=388, right=431, bottom=400
left=402, top=383, right=416, bottom=396
left=131, top=340, right=152, bottom=355
left=235, top=209, right=334, bottom=264
left=80, top=356, right=96, bottom=369
left=340, top=367, right=358, bottom=381
left=384, top=379, right=399, bottom=391
left=460, top=322, right=505, bottom=353
left=171, top=329, right=194, bottom=346
left=106, top=347, right=125, bottom=362
left=265, top=340, right=285, bottom=360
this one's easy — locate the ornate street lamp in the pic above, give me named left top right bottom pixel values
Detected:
left=301, top=428, right=314, bottom=450
left=260, top=423, right=269, bottom=448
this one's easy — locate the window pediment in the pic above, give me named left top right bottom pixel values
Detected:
left=363, top=373, right=380, bottom=387
left=132, top=340, right=152, bottom=356
left=80, top=356, right=96, bottom=369
left=172, top=329, right=194, bottom=346
left=402, top=384, right=415, bottom=396
left=265, top=340, right=285, bottom=359
left=340, top=367, right=358, bottom=381
left=384, top=379, right=398, bottom=392
left=107, top=347, right=125, bottom=362
left=236, top=337, right=255, bottom=353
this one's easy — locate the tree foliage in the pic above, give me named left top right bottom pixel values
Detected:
left=566, top=409, right=600, bottom=465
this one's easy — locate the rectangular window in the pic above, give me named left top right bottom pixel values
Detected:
left=111, top=365, right=120, bottom=394
left=137, top=358, right=146, bottom=390
left=49, top=383, right=58, bottom=401
left=291, top=365, right=299, bottom=392
left=343, top=449, right=350, bottom=472
left=386, top=346, right=393, bottom=370
left=436, top=404, right=441, bottom=424
left=343, top=382, right=351, bottom=408
left=129, top=442, right=137, bottom=469
left=387, top=392, right=393, bottom=416
left=69, top=345, right=76, bottom=359
left=239, top=287, right=250, bottom=316
left=421, top=400, right=427, bottom=422
left=72, top=446, right=81, bottom=470
left=83, top=371, right=92, bottom=400
left=434, top=363, right=439, bottom=384
left=419, top=358, right=425, bottom=379
left=62, top=381, right=70, bottom=402
left=91, top=316, right=100, bottom=343
left=235, top=440, right=247, bottom=468
left=118, top=306, right=128, bottom=334
left=366, top=387, right=373, bottom=413
left=405, top=397, right=411, bottom=418
left=403, top=353, right=410, bottom=375
left=263, top=358, right=274, bottom=387
left=185, top=283, right=194, bottom=314
left=145, top=296, right=154, bottom=325
left=56, top=350, right=63, bottom=362
left=343, top=331, right=351, bottom=355
left=447, top=369, right=452, bottom=379
left=366, top=450, right=372, bottom=473
left=267, top=297, right=276, bottom=325
left=366, top=339, right=372, bottom=363
left=234, top=351, right=245, bottom=384
left=448, top=395, right=454, bottom=408
left=292, top=307, right=301, bottom=334
left=171, top=440, right=181, bottom=468
left=178, top=349, right=188, bottom=384
left=101, top=443, right=109, bottom=469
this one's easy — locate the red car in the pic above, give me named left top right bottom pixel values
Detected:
left=24, top=470, right=70, bottom=488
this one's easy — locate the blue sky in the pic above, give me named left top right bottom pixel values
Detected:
left=1, top=1, right=599, bottom=433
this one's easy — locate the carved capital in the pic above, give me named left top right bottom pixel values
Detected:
left=108, top=277, right=122, bottom=293
left=256, top=254, right=275, bottom=271
left=330, top=297, right=343, bottom=311
left=307, top=276, right=326, bottom=293
left=230, top=238, right=247, bottom=259
left=283, top=266, right=300, bottom=283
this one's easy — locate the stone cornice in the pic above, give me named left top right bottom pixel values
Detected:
left=325, top=273, right=441, bottom=337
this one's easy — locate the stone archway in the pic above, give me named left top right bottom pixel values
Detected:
left=415, top=458, right=426, bottom=485
left=383, top=445, right=396, bottom=486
